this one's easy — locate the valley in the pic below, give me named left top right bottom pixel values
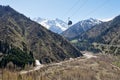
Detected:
left=0, top=5, right=82, bottom=68
left=0, top=53, right=120, bottom=80
left=20, top=52, right=97, bottom=75
left=0, top=2, right=120, bottom=80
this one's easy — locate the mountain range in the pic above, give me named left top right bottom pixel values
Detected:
left=33, top=17, right=68, bottom=34
left=0, top=5, right=82, bottom=68
left=61, top=18, right=102, bottom=40
left=0, top=5, right=120, bottom=68
left=72, top=15, right=120, bottom=54
left=78, top=16, right=120, bottom=44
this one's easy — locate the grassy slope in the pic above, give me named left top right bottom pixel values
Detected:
left=0, top=5, right=82, bottom=65
left=0, top=54, right=120, bottom=80
left=71, top=15, right=120, bottom=54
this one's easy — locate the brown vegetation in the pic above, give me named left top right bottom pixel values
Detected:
left=0, top=54, right=120, bottom=80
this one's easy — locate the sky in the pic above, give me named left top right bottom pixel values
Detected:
left=0, top=0, right=120, bottom=23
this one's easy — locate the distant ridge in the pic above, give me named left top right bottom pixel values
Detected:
left=33, top=17, right=68, bottom=34
left=61, top=18, right=102, bottom=40
left=73, top=15, right=120, bottom=54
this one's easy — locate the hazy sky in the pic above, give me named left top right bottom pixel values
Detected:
left=0, top=0, right=120, bottom=23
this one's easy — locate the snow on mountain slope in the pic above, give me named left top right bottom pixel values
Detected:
left=61, top=18, right=102, bottom=39
left=33, top=17, right=68, bottom=34
left=78, top=18, right=102, bottom=31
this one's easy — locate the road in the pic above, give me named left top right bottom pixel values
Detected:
left=83, top=52, right=97, bottom=59
left=20, top=52, right=97, bottom=74
left=20, top=60, right=44, bottom=74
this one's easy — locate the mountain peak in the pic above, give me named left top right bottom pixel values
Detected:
left=87, top=18, right=95, bottom=21
left=113, top=15, right=120, bottom=21
left=82, top=18, right=102, bottom=24
left=0, top=5, right=12, bottom=12
left=76, top=15, right=120, bottom=54
left=61, top=18, right=102, bottom=39
left=33, top=17, right=68, bottom=34
left=0, top=5, right=10, bottom=8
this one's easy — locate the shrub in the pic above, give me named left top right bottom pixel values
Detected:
left=0, top=48, right=35, bottom=68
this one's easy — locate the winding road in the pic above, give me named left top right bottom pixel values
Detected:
left=20, top=52, right=97, bottom=74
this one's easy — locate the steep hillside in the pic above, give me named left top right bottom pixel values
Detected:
left=73, top=15, right=120, bottom=54
left=79, top=15, right=120, bottom=44
left=61, top=18, right=102, bottom=40
left=0, top=5, right=82, bottom=67
left=1, top=54, right=120, bottom=80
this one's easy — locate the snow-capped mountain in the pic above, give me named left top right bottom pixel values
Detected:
left=33, top=17, right=68, bottom=34
left=79, top=18, right=102, bottom=31
left=61, top=18, right=102, bottom=39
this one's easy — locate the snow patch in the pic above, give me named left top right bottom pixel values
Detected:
left=83, top=53, right=97, bottom=59
left=100, top=17, right=114, bottom=22
left=33, top=17, right=68, bottom=34
left=35, top=60, right=41, bottom=66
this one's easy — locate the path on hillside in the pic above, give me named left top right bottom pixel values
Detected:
left=93, top=43, right=120, bottom=47
left=20, top=52, right=97, bottom=74
left=20, top=60, right=44, bottom=74
left=82, top=52, right=97, bottom=59
left=20, top=64, right=44, bottom=74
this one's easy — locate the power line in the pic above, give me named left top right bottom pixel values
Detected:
left=63, top=0, right=110, bottom=24
left=82, top=0, right=110, bottom=19
left=62, top=0, right=89, bottom=24
left=62, top=0, right=81, bottom=19
left=70, top=0, right=89, bottom=18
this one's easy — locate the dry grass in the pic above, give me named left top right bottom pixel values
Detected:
left=0, top=54, right=120, bottom=80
